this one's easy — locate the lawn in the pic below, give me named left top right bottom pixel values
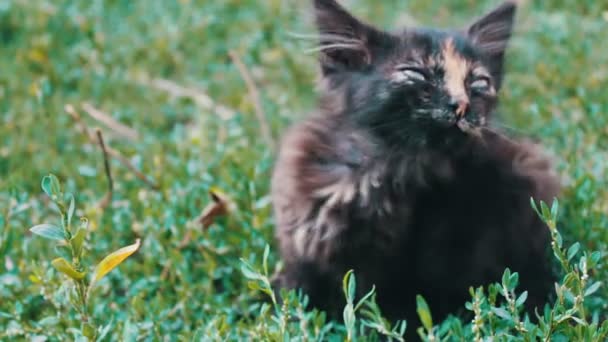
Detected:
left=1, top=0, right=607, bottom=340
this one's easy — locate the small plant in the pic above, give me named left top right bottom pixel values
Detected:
left=241, top=248, right=407, bottom=341
left=530, top=199, right=606, bottom=341
left=417, top=198, right=608, bottom=341
left=240, top=244, right=298, bottom=341
left=29, top=174, right=140, bottom=341
left=342, top=270, right=407, bottom=342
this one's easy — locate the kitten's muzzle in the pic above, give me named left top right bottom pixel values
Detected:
left=448, top=97, right=469, bottom=118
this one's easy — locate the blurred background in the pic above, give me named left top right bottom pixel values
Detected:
left=0, top=0, right=607, bottom=340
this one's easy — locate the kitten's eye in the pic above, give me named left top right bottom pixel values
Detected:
left=470, top=77, right=491, bottom=91
left=397, top=66, right=427, bottom=82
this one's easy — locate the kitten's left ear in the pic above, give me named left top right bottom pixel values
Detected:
left=467, top=1, right=517, bottom=87
left=313, top=0, right=385, bottom=75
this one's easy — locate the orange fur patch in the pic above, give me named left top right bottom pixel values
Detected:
left=442, top=39, right=470, bottom=111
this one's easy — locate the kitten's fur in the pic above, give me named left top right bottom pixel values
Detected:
left=272, top=0, right=560, bottom=328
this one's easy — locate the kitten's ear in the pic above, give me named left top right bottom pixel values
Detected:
left=313, top=0, right=383, bottom=74
left=467, top=1, right=517, bottom=88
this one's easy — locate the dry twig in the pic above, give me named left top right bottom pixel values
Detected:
left=82, top=103, right=140, bottom=141
left=139, top=77, right=235, bottom=120
left=228, top=50, right=275, bottom=147
left=65, top=104, right=160, bottom=190
left=95, top=129, right=114, bottom=210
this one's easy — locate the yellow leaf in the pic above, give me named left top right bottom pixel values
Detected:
left=93, top=239, right=141, bottom=283
left=29, top=274, right=42, bottom=284
left=27, top=49, right=48, bottom=64
left=51, top=258, right=86, bottom=280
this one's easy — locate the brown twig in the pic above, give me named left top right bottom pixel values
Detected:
left=95, top=129, right=114, bottom=210
left=228, top=50, right=275, bottom=148
left=82, top=103, right=139, bottom=141
left=139, top=77, right=236, bottom=120
left=65, top=104, right=160, bottom=190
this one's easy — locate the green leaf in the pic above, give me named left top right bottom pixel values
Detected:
left=262, top=244, right=270, bottom=276
left=570, top=316, right=587, bottom=326
left=416, top=295, right=433, bottom=331
left=354, top=285, right=376, bottom=312
left=398, top=320, right=407, bottom=335
left=41, top=175, right=53, bottom=198
left=348, top=270, right=356, bottom=303
left=343, top=269, right=354, bottom=302
left=516, top=291, right=528, bottom=307
left=240, top=260, right=263, bottom=281
left=567, top=242, right=580, bottom=261
left=550, top=199, right=559, bottom=221
left=92, top=239, right=140, bottom=283
left=492, top=307, right=512, bottom=321
left=41, top=174, right=61, bottom=200
left=590, top=251, right=601, bottom=265
left=509, top=272, right=519, bottom=290
left=530, top=198, right=541, bottom=219
left=70, top=224, right=87, bottom=259
left=502, top=268, right=512, bottom=288
left=584, top=282, right=601, bottom=297
left=579, top=257, right=587, bottom=273
left=51, top=257, right=86, bottom=280
left=37, top=316, right=60, bottom=326
left=67, top=194, right=75, bottom=227
left=555, top=230, right=563, bottom=248
left=540, top=201, right=551, bottom=221
left=30, top=224, right=65, bottom=241
left=96, top=318, right=113, bottom=342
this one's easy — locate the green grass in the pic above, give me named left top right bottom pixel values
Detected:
left=1, top=0, right=607, bottom=340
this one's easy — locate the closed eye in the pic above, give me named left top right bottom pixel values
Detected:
left=396, top=66, right=427, bottom=82
left=470, top=77, right=491, bottom=91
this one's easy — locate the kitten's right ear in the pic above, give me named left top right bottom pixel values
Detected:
left=313, top=0, right=382, bottom=74
left=467, top=1, right=517, bottom=88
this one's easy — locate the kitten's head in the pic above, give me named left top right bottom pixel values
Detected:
left=312, top=0, right=517, bottom=147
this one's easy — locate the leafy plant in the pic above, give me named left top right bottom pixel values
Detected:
left=343, top=270, right=407, bottom=342
left=241, top=250, right=407, bottom=341
left=414, top=199, right=608, bottom=341
left=28, top=174, right=140, bottom=341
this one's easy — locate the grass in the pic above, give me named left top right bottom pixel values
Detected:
left=1, top=0, right=607, bottom=340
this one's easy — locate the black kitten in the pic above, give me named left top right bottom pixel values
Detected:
left=271, top=0, right=560, bottom=331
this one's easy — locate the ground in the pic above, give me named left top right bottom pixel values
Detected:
left=0, top=0, right=607, bottom=340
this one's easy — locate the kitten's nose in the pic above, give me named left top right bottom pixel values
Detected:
left=448, top=98, right=469, bottom=118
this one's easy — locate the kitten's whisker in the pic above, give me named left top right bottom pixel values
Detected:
left=287, top=31, right=362, bottom=45
left=489, top=121, right=530, bottom=135
left=305, top=43, right=364, bottom=54
left=286, top=31, right=321, bottom=39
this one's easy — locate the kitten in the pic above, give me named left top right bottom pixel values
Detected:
left=271, top=0, right=560, bottom=329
